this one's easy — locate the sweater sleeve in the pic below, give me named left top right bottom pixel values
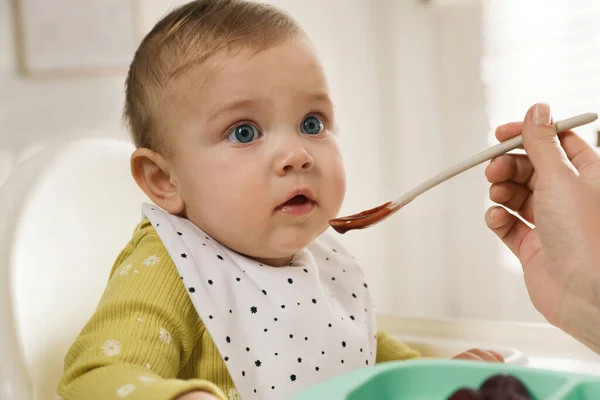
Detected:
left=57, top=227, right=227, bottom=400
left=375, top=331, right=420, bottom=363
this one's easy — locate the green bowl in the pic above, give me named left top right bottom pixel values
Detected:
left=289, top=359, right=600, bottom=400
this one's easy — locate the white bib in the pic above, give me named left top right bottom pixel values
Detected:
left=143, top=204, right=376, bottom=400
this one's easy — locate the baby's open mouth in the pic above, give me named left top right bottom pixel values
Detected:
left=276, top=193, right=317, bottom=215
left=282, top=195, right=310, bottom=206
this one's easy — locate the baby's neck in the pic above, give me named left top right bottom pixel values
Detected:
left=251, top=254, right=294, bottom=267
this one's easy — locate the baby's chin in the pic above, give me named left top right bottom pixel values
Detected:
left=232, top=223, right=329, bottom=264
left=189, top=211, right=333, bottom=262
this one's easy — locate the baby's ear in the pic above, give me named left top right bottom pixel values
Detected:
left=130, top=148, right=185, bottom=214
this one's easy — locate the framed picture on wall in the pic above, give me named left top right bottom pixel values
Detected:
left=12, top=0, right=142, bottom=78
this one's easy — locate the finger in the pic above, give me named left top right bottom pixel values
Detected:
left=558, top=131, right=600, bottom=173
left=453, top=352, right=484, bottom=362
left=521, top=103, right=577, bottom=178
left=495, top=121, right=597, bottom=174
left=467, top=349, right=502, bottom=362
left=489, top=182, right=534, bottom=224
left=485, top=206, right=532, bottom=258
left=495, top=121, right=523, bottom=142
left=486, top=154, right=536, bottom=190
left=488, top=350, right=505, bottom=362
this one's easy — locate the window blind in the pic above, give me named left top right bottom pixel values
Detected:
left=482, top=0, right=600, bottom=146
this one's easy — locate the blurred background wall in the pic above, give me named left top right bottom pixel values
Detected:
left=2, top=0, right=599, bottom=324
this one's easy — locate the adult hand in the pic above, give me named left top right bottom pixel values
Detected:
left=485, top=103, right=600, bottom=353
left=452, top=349, right=504, bottom=363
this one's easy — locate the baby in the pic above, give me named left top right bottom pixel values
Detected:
left=58, top=1, right=502, bottom=399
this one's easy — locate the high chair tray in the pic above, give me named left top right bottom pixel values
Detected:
left=289, top=359, right=600, bottom=399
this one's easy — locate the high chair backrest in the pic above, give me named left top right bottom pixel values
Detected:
left=0, top=137, right=150, bottom=400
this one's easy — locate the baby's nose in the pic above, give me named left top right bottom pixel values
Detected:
left=276, top=144, right=314, bottom=175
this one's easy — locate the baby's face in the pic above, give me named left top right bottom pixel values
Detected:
left=165, top=36, right=346, bottom=266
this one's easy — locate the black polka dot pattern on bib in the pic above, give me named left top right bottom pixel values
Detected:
left=146, top=205, right=377, bottom=399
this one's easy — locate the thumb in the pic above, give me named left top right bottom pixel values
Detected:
left=522, top=103, right=576, bottom=178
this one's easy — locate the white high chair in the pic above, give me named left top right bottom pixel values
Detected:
left=0, top=138, right=150, bottom=400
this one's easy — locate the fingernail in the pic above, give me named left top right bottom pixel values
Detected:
left=490, top=208, right=498, bottom=219
left=533, top=102, right=551, bottom=125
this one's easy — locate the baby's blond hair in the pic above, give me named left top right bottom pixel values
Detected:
left=124, top=0, right=301, bottom=152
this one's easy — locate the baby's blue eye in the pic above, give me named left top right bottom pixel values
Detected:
left=301, top=116, right=324, bottom=135
left=228, top=124, right=260, bottom=143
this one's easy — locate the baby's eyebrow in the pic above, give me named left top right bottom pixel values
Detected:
left=296, top=91, right=333, bottom=106
left=206, top=98, right=257, bottom=123
left=205, top=91, right=333, bottom=123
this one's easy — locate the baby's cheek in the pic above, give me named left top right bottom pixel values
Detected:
left=324, top=161, right=346, bottom=215
left=182, top=176, right=258, bottom=233
left=192, top=201, right=261, bottom=251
